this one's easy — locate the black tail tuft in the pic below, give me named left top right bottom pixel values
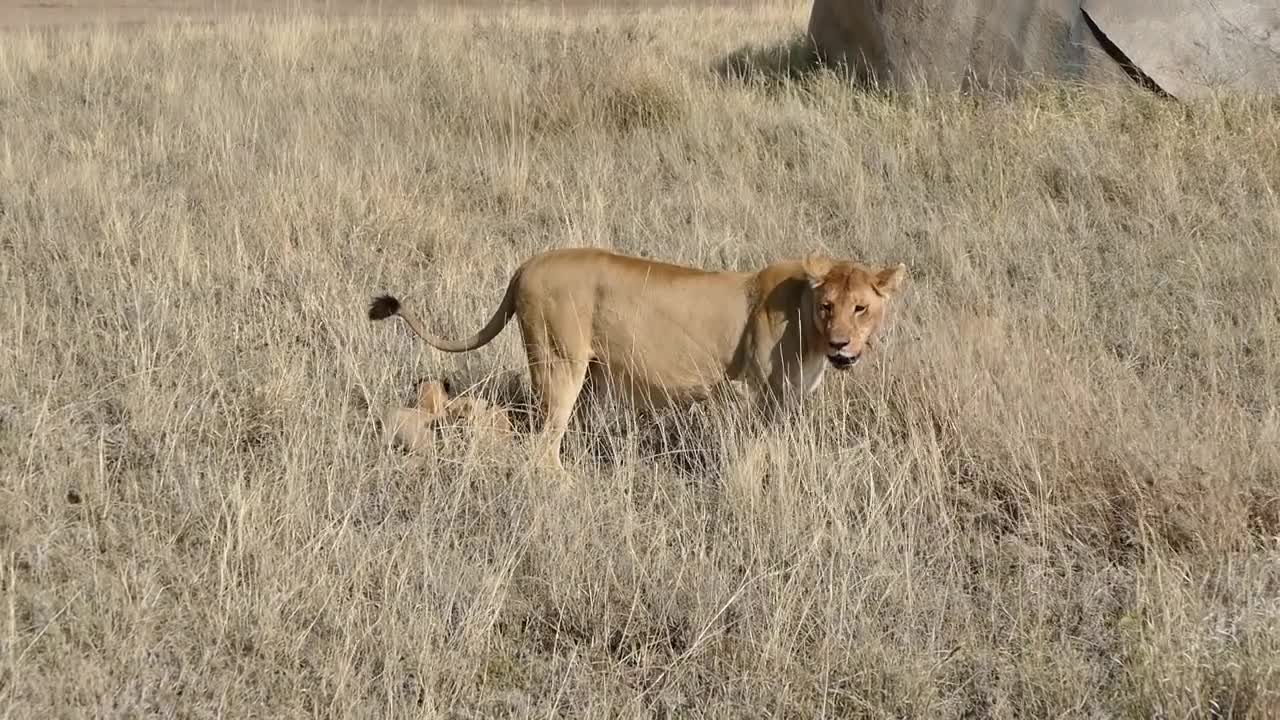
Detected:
left=368, top=294, right=401, bottom=321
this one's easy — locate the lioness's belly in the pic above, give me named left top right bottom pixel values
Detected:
left=591, top=360, right=722, bottom=411
left=590, top=305, right=734, bottom=402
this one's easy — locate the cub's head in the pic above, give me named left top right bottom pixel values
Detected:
left=415, top=378, right=453, bottom=415
left=803, top=255, right=907, bottom=370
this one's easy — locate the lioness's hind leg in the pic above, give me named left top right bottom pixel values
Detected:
left=517, top=300, right=594, bottom=476
left=527, top=355, right=589, bottom=474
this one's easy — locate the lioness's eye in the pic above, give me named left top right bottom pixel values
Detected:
left=821, top=302, right=834, bottom=313
left=854, top=305, right=867, bottom=314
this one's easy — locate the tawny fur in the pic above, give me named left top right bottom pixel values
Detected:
left=382, top=379, right=512, bottom=453
left=370, top=247, right=906, bottom=473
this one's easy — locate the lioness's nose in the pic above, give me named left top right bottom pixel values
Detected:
left=829, top=339, right=850, bottom=350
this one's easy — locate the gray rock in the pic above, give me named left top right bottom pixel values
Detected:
left=806, top=0, right=1280, bottom=99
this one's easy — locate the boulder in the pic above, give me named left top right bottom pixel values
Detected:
left=806, top=0, right=1280, bottom=99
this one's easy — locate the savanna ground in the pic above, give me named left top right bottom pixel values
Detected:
left=3, top=0, right=1280, bottom=716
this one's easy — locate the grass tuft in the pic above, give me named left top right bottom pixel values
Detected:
left=2, top=1, right=1279, bottom=716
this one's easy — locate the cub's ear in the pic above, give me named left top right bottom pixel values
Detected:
left=873, top=263, right=907, bottom=295
left=802, top=253, right=834, bottom=288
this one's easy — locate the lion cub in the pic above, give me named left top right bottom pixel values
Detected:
left=382, top=378, right=512, bottom=453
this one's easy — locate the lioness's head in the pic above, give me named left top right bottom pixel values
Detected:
left=803, top=256, right=907, bottom=370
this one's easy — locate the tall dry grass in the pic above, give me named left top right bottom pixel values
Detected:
left=2, top=2, right=1279, bottom=716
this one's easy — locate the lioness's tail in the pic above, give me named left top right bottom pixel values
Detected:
left=368, top=273, right=520, bottom=353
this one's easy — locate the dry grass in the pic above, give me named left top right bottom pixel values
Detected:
left=3, top=2, right=1280, bottom=716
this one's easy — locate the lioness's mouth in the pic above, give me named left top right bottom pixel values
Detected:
left=827, top=354, right=859, bottom=369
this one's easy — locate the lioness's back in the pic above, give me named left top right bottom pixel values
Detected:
left=522, top=247, right=722, bottom=280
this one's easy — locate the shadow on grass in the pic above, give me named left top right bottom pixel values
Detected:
left=709, top=31, right=901, bottom=105
left=711, top=32, right=824, bottom=87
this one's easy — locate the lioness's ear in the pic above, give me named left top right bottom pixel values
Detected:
left=802, top=254, right=834, bottom=288
left=874, top=263, right=907, bottom=295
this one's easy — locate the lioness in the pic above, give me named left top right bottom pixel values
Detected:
left=369, top=247, right=906, bottom=473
